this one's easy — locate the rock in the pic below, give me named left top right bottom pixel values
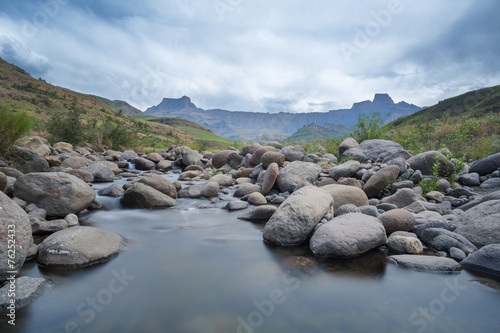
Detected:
left=37, top=226, right=122, bottom=268
left=281, top=145, right=307, bottom=162
left=81, top=162, right=115, bottom=183
left=10, top=146, right=50, bottom=173
left=228, top=152, right=244, bottom=169
left=449, top=247, right=466, bottom=261
left=338, top=137, right=359, bottom=156
left=234, top=183, right=261, bottom=197
left=0, top=172, right=6, bottom=192
left=202, top=181, right=219, bottom=198
left=238, top=205, right=277, bottom=222
left=363, top=165, right=400, bottom=198
left=0, top=167, right=23, bottom=179
left=98, top=184, right=125, bottom=197
left=276, top=161, right=321, bottom=193
left=266, top=141, right=283, bottom=150
left=31, top=219, right=69, bottom=235
left=247, top=191, right=267, bottom=206
left=391, top=231, right=418, bottom=238
left=337, top=177, right=362, bottom=189
left=407, top=151, right=454, bottom=176
left=413, top=220, right=457, bottom=238
left=210, top=174, right=234, bottom=187
left=329, top=160, right=361, bottom=181
left=454, top=200, right=500, bottom=247
left=261, top=163, right=279, bottom=195
left=388, top=157, right=407, bottom=175
left=378, top=209, right=416, bottom=235
left=178, top=170, right=200, bottom=180
left=17, top=136, right=51, bottom=156
left=65, top=169, right=94, bottom=183
left=14, top=172, right=96, bottom=217
left=225, top=201, right=248, bottom=211
left=261, top=152, right=286, bottom=168
left=390, top=180, right=414, bottom=193
left=380, top=188, right=424, bottom=208
left=64, top=213, right=79, bottom=227
left=263, top=186, right=334, bottom=246
left=61, top=157, right=93, bottom=169
left=133, top=157, right=156, bottom=170
left=181, top=146, right=202, bottom=166
left=409, top=169, right=423, bottom=184
left=212, top=150, right=234, bottom=169
left=146, top=153, right=163, bottom=163
left=461, top=244, right=500, bottom=276
left=139, top=175, right=177, bottom=198
left=241, top=143, right=261, bottom=156
left=387, top=255, right=461, bottom=272
left=341, top=147, right=367, bottom=162
left=426, top=191, right=444, bottom=203
left=469, top=153, right=500, bottom=176
left=458, top=173, right=480, bottom=186
left=120, top=150, right=136, bottom=161
left=336, top=204, right=361, bottom=216
left=358, top=139, right=410, bottom=162
left=449, top=187, right=475, bottom=198
left=53, top=142, right=73, bottom=150
left=0, top=192, right=31, bottom=282
left=420, top=228, right=477, bottom=255
left=157, top=160, right=172, bottom=171
left=359, top=205, right=379, bottom=217
left=387, top=235, right=423, bottom=254
left=44, top=156, right=62, bottom=167
left=459, top=191, right=500, bottom=211
left=0, top=277, right=49, bottom=314
left=251, top=146, right=277, bottom=165
left=321, top=184, right=369, bottom=214
left=480, top=178, right=500, bottom=189
left=121, top=183, right=176, bottom=209
left=310, top=213, right=386, bottom=257
left=303, top=154, right=320, bottom=163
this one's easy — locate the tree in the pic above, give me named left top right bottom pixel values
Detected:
left=351, top=112, right=384, bottom=142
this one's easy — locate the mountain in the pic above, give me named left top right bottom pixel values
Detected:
left=0, top=57, right=232, bottom=149
left=92, top=96, right=143, bottom=116
left=386, top=85, right=500, bottom=159
left=144, top=94, right=421, bottom=141
left=287, top=122, right=351, bottom=142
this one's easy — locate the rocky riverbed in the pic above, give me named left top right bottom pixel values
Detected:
left=1, top=136, right=500, bottom=332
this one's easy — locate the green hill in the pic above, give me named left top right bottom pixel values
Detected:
left=287, top=122, right=350, bottom=143
left=387, top=85, right=500, bottom=159
left=92, top=95, right=144, bottom=116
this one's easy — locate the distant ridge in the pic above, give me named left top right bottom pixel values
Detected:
left=93, top=95, right=143, bottom=116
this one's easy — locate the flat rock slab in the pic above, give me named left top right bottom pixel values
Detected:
left=0, top=277, right=50, bottom=314
left=461, top=244, right=500, bottom=277
left=37, top=226, right=122, bottom=269
left=388, top=255, right=461, bottom=272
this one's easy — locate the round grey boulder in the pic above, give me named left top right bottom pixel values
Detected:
left=212, top=150, right=234, bottom=169
left=455, top=199, right=500, bottom=247
left=461, top=244, right=500, bottom=276
left=407, top=151, right=454, bottom=176
left=263, top=186, right=334, bottom=246
left=387, top=235, right=423, bottom=254
left=121, top=183, right=176, bottom=209
left=310, top=213, right=387, bottom=257
left=81, top=162, right=115, bottom=183
left=37, top=226, right=122, bottom=268
left=238, top=205, right=277, bottom=222
left=363, top=165, right=400, bottom=198
left=321, top=184, right=369, bottom=214
left=378, top=209, right=416, bottom=235
left=10, top=146, right=50, bottom=174
left=261, top=162, right=279, bottom=195
left=329, top=160, right=361, bottom=181
left=281, top=145, right=307, bottom=162
left=14, top=172, right=96, bottom=217
left=469, top=153, right=500, bottom=176
left=139, top=175, right=177, bottom=198
left=261, top=152, right=285, bottom=168
left=277, top=161, right=321, bottom=193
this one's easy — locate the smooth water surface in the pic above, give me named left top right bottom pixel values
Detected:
left=2, top=180, right=500, bottom=333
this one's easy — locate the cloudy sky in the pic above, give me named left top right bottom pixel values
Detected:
left=0, top=0, right=499, bottom=112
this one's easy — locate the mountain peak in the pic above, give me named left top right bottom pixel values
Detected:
left=373, top=93, right=394, bottom=105
left=146, top=96, right=198, bottom=115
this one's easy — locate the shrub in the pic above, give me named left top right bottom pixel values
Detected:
left=351, top=112, right=385, bottom=142
left=46, top=105, right=87, bottom=146
left=0, top=105, right=33, bottom=157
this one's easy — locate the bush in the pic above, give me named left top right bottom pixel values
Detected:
left=351, top=112, right=385, bottom=142
left=0, top=105, right=33, bottom=157
left=46, top=105, right=87, bottom=146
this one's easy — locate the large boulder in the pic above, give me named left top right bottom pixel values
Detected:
left=234, top=183, right=261, bottom=197
left=388, top=255, right=461, bottom=272
left=81, top=162, right=115, bottom=183
left=261, top=162, right=279, bottom=195
left=386, top=235, right=423, bottom=254
left=157, top=160, right=172, bottom=171
left=420, top=228, right=477, bottom=255
left=360, top=139, right=410, bottom=162
left=454, top=199, right=500, bottom=247
left=320, top=184, right=369, bottom=214
left=251, top=146, right=277, bottom=165
left=0, top=192, right=32, bottom=282
left=263, top=186, right=334, bottom=246
left=228, top=152, right=244, bottom=169
left=177, top=181, right=219, bottom=199
left=469, top=153, right=500, bottom=176
left=181, top=146, right=202, bottom=166
left=16, top=136, right=51, bottom=156
left=329, top=160, right=361, bottom=181
left=13, top=172, right=96, bottom=217
left=0, top=277, right=49, bottom=314
left=310, top=213, right=387, bottom=257
left=10, top=146, right=50, bottom=173
left=212, top=150, right=234, bottom=169
left=461, top=244, right=500, bottom=276
left=133, top=157, right=156, bottom=170
left=338, top=137, right=359, bottom=156
left=407, top=151, right=454, bottom=176
left=65, top=169, right=94, bottom=183
left=61, top=157, right=93, bottom=169
left=261, top=152, right=286, bottom=168
left=378, top=209, right=416, bottom=235
left=210, top=174, right=233, bottom=187
left=380, top=188, right=425, bottom=208
left=281, top=145, right=307, bottom=162
left=238, top=205, right=277, bottom=223
left=121, top=183, right=176, bottom=208
left=363, top=165, right=400, bottom=198
left=276, top=161, right=321, bottom=193
left=139, top=175, right=177, bottom=198
left=37, top=226, right=122, bottom=268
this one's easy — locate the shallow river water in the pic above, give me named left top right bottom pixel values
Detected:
left=2, top=174, right=500, bottom=333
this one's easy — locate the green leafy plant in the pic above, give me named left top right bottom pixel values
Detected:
left=351, top=112, right=385, bottom=142
left=0, top=105, right=34, bottom=157
left=417, top=155, right=441, bottom=196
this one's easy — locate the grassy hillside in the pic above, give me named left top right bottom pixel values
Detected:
left=92, top=95, right=144, bottom=116
left=0, top=57, right=236, bottom=151
left=387, top=85, right=500, bottom=159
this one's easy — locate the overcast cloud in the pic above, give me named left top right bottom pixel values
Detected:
left=0, top=0, right=499, bottom=112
